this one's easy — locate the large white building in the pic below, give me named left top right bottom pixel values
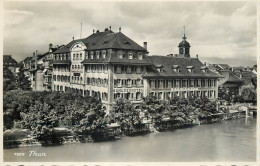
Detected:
left=51, top=27, right=220, bottom=110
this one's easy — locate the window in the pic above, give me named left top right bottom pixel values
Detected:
left=117, top=79, right=121, bottom=87
left=90, top=52, right=94, bottom=59
left=96, top=51, right=100, bottom=59
left=136, top=66, right=141, bottom=74
left=127, top=79, right=131, bottom=87
left=116, top=65, right=122, bottom=74
left=85, top=52, right=89, bottom=59
left=118, top=51, right=123, bottom=59
left=128, top=52, right=133, bottom=59
left=80, top=53, right=82, bottom=60
left=73, top=54, right=75, bottom=60
left=172, top=65, right=180, bottom=72
left=127, top=66, right=131, bottom=74
left=186, top=66, right=194, bottom=73
left=201, top=66, right=208, bottom=73
left=81, top=65, right=83, bottom=69
left=76, top=54, right=79, bottom=60
left=137, top=79, right=141, bottom=87
left=138, top=52, right=143, bottom=60
left=72, top=65, right=74, bottom=69
left=102, top=50, right=106, bottom=58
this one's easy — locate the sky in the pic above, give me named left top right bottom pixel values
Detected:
left=3, top=1, right=257, bottom=66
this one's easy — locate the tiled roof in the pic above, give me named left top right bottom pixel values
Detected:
left=218, top=70, right=243, bottom=85
left=108, top=52, right=151, bottom=65
left=54, top=31, right=146, bottom=54
left=143, top=56, right=222, bottom=78
left=218, top=64, right=230, bottom=70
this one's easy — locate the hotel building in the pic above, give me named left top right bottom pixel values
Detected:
left=51, top=27, right=220, bottom=110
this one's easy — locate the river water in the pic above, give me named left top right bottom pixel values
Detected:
left=4, top=117, right=256, bottom=162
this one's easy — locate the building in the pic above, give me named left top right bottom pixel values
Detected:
left=217, top=70, right=243, bottom=97
left=26, top=44, right=60, bottom=91
left=3, top=55, right=18, bottom=74
left=51, top=27, right=221, bottom=110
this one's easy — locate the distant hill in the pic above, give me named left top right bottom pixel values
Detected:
left=200, top=57, right=256, bottom=67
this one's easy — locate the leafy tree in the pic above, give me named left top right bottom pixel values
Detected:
left=16, top=65, right=31, bottom=90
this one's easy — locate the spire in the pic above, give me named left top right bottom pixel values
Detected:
left=183, top=25, right=186, bottom=37
left=182, top=25, right=187, bottom=41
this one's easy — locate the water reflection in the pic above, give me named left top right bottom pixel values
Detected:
left=4, top=117, right=256, bottom=162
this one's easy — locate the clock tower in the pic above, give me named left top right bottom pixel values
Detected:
left=178, top=26, right=190, bottom=58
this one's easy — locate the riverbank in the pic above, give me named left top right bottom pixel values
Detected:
left=4, top=109, right=250, bottom=149
left=4, top=117, right=256, bottom=162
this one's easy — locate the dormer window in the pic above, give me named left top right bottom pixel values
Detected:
left=96, top=51, right=100, bottom=59
left=90, top=51, right=94, bottom=59
left=138, top=52, right=143, bottom=60
left=186, top=66, right=194, bottom=73
left=102, top=50, right=106, bottom=58
left=118, top=51, right=123, bottom=59
left=201, top=66, right=208, bottom=73
left=172, top=65, right=180, bottom=72
left=128, top=52, right=133, bottom=60
left=155, top=64, right=163, bottom=72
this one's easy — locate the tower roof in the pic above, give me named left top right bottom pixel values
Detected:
left=178, top=39, right=190, bottom=47
left=178, top=26, right=190, bottom=47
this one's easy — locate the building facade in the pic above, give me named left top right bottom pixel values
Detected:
left=51, top=28, right=221, bottom=110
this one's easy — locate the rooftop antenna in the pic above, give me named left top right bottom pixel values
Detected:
left=80, top=22, right=82, bottom=38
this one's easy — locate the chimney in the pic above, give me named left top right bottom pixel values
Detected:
left=49, top=43, right=53, bottom=49
left=196, top=54, right=198, bottom=59
left=35, top=50, right=38, bottom=69
left=143, top=42, right=147, bottom=50
left=31, top=52, right=34, bottom=69
left=72, top=36, right=74, bottom=41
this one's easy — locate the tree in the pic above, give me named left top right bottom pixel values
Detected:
left=16, top=65, right=31, bottom=90
left=3, top=66, right=16, bottom=91
left=241, top=88, right=256, bottom=103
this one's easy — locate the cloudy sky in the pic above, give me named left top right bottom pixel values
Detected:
left=3, top=1, right=257, bottom=66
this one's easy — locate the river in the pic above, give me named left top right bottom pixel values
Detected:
left=4, top=117, right=256, bottom=162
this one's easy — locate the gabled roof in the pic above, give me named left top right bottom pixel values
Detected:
left=3, top=55, right=17, bottom=65
left=218, top=64, right=230, bottom=70
left=143, top=56, right=222, bottom=78
left=54, top=31, right=146, bottom=54
left=218, top=70, right=243, bottom=85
